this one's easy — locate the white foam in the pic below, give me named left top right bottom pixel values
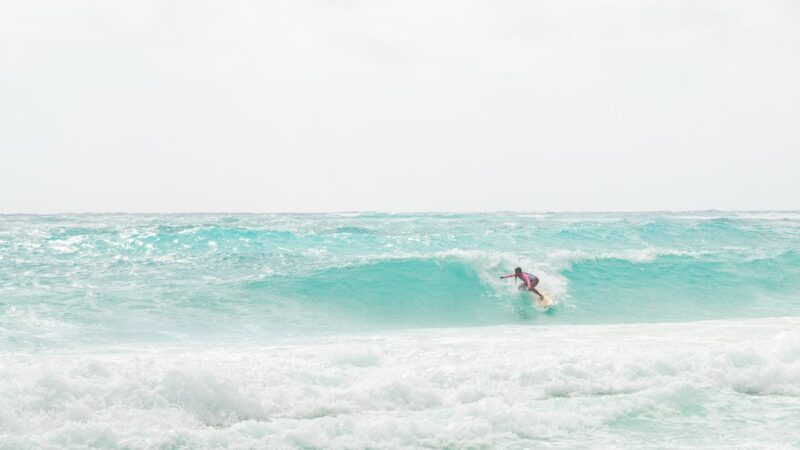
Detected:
left=546, top=247, right=708, bottom=267
left=2, top=318, right=799, bottom=448
left=431, top=248, right=570, bottom=301
left=670, top=211, right=800, bottom=222
left=734, top=212, right=800, bottom=221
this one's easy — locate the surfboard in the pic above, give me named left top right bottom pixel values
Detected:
left=534, top=293, right=554, bottom=310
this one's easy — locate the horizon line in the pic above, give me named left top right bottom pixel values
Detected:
left=2, top=209, right=799, bottom=216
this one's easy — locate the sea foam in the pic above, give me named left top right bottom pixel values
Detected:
left=1, top=318, right=799, bottom=449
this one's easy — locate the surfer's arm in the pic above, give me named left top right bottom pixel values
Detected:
left=499, top=274, right=516, bottom=279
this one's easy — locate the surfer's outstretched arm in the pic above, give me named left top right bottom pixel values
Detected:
left=499, top=274, right=516, bottom=279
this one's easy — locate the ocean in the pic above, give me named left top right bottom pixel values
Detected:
left=1, top=212, right=799, bottom=448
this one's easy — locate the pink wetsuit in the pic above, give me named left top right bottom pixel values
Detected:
left=501, top=271, right=538, bottom=290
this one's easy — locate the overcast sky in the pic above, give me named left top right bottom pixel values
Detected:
left=1, top=0, right=798, bottom=213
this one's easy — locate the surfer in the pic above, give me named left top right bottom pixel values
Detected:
left=500, top=267, right=544, bottom=301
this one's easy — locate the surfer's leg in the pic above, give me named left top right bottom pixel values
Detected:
left=530, top=287, right=544, bottom=300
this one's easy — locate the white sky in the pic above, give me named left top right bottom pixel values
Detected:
left=1, top=0, right=798, bottom=213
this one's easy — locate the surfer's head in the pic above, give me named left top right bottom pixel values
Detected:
left=514, top=267, right=522, bottom=275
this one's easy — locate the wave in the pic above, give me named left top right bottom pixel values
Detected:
left=3, top=245, right=799, bottom=350
left=2, top=214, right=799, bottom=347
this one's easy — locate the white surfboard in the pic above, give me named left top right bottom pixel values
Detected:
left=533, top=293, right=554, bottom=310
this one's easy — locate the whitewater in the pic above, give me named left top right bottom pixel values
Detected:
left=1, top=212, right=799, bottom=448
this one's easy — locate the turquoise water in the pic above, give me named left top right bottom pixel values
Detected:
left=2, top=212, right=799, bottom=346
left=1, top=212, right=799, bottom=448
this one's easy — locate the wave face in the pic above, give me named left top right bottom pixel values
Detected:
left=2, top=212, right=800, bottom=348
